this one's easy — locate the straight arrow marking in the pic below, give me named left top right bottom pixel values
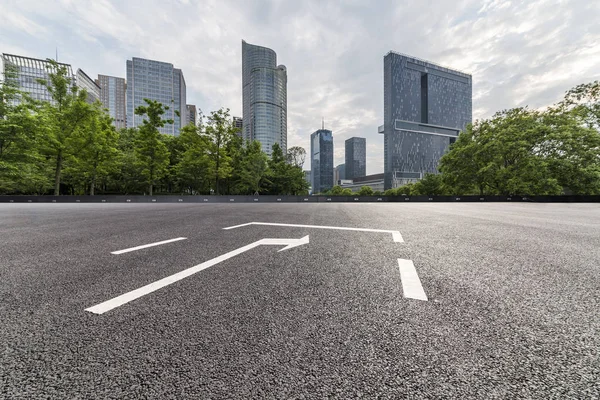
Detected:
left=223, top=222, right=404, bottom=243
left=397, top=259, right=428, bottom=301
left=86, top=236, right=309, bottom=315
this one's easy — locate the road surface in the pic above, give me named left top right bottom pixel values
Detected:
left=1, top=203, right=598, bottom=398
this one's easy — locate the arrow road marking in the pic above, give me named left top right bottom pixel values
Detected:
left=223, top=222, right=404, bottom=243
left=111, top=237, right=187, bottom=255
left=397, top=259, right=428, bottom=301
left=86, top=236, right=309, bottom=315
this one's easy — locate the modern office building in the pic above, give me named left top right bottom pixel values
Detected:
left=96, top=74, right=127, bottom=129
left=126, top=57, right=187, bottom=136
left=233, top=116, right=243, bottom=137
left=242, top=40, right=287, bottom=156
left=345, top=137, right=366, bottom=180
left=1, top=53, right=74, bottom=104
left=381, top=51, right=472, bottom=189
left=310, top=128, right=334, bottom=194
left=340, top=173, right=385, bottom=193
left=75, top=69, right=100, bottom=104
left=334, top=163, right=346, bottom=185
left=186, top=104, right=197, bottom=126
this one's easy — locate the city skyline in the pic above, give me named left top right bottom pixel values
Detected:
left=1, top=0, right=599, bottom=171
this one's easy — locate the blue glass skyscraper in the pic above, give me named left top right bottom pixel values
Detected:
left=311, top=129, right=334, bottom=194
left=126, top=57, right=186, bottom=136
left=242, top=40, right=287, bottom=156
left=381, top=52, right=472, bottom=189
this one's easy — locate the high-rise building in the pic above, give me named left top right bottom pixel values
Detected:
left=334, top=164, right=346, bottom=185
left=1, top=53, right=74, bottom=104
left=186, top=104, right=197, bottom=126
left=126, top=57, right=187, bottom=136
left=96, top=74, right=127, bottom=129
left=304, top=170, right=311, bottom=187
left=345, top=137, right=366, bottom=180
left=381, top=52, right=472, bottom=189
left=242, top=40, right=287, bottom=156
left=75, top=69, right=100, bottom=104
left=310, top=128, right=334, bottom=194
left=233, top=116, right=243, bottom=137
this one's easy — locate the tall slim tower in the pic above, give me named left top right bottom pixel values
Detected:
left=381, top=52, right=472, bottom=189
left=310, top=128, right=334, bottom=194
left=242, top=40, right=287, bottom=156
left=126, top=57, right=187, bottom=136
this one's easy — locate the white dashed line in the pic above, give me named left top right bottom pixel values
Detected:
left=111, top=237, right=187, bottom=255
left=398, top=259, right=428, bottom=301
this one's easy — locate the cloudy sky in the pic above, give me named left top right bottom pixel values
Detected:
left=1, top=0, right=599, bottom=173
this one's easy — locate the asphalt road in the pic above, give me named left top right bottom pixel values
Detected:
left=1, top=203, right=599, bottom=399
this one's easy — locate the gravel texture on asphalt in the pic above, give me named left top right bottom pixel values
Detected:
left=1, top=203, right=599, bottom=399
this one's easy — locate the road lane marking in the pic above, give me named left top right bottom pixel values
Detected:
left=398, top=259, right=428, bottom=301
left=223, top=222, right=404, bottom=243
left=111, top=237, right=187, bottom=255
left=86, top=236, right=309, bottom=314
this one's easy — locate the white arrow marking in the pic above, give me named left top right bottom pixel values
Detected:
left=86, top=235, right=309, bottom=315
left=223, top=222, right=403, bottom=243
left=398, top=259, right=428, bottom=301
left=111, top=237, right=187, bottom=255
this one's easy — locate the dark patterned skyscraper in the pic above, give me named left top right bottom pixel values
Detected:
left=310, top=129, right=334, bottom=194
left=242, top=40, right=287, bottom=156
left=345, top=137, right=366, bottom=180
left=381, top=52, right=472, bottom=189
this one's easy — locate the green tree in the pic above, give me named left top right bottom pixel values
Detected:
left=36, top=60, right=95, bottom=195
left=176, top=123, right=211, bottom=195
left=561, top=80, right=600, bottom=130
left=412, top=173, right=445, bottom=195
left=238, top=140, right=268, bottom=194
left=395, top=183, right=415, bottom=196
left=264, top=143, right=309, bottom=195
left=287, top=146, right=306, bottom=168
left=205, top=108, right=235, bottom=194
left=133, top=99, right=172, bottom=196
left=383, top=188, right=397, bottom=196
left=0, top=64, right=48, bottom=193
left=341, top=188, right=353, bottom=196
left=65, top=105, right=120, bottom=195
left=357, top=186, right=374, bottom=196
left=329, top=185, right=343, bottom=195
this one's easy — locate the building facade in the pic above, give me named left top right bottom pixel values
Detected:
left=96, top=74, right=127, bottom=129
left=1, top=53, right=74, bottom=104
left=340, top=173, right=385, bottom=193
left=126, top=57, right=186, bottom=136
left=186, top=104, right=197, bottom=126
left=233, top=116, right=243, bottom=137
left=75, top=69, right=100, bottom=104
left=310, top=129, right=334, bottom=194
left=345, top=137, right=366, bottom=180
left=381, top=52, right=472, bottom=189
left=242, top=40, right=287, bottom=156
left=334, top=163, right=346, bottom=185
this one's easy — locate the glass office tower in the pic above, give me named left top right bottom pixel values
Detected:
left=381, top=52, right=472, bottom=189
left=1, top=53, right=74, bottom=104
left=242, top=40, right=287, bottom=156
left=345, top=137, right=366, bottom=180
left=97, top=74, right=127, bottom=129
left=126, top=57, right=186, bottom=136
left=310, top=129, right=334, bottom=194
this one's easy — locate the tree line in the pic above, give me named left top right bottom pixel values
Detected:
left=0, top=60, right=309, bottom=196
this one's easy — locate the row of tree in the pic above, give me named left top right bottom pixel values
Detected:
left=0, top=60, right=309, bottom=196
